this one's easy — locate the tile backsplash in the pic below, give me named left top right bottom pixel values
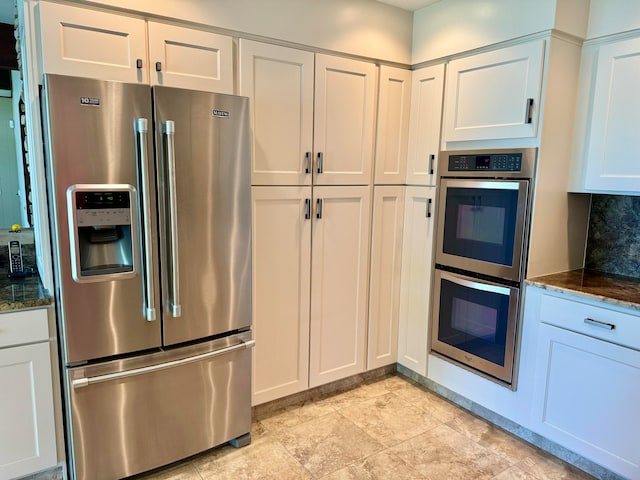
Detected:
left=585, top=195, right=640, bottom=279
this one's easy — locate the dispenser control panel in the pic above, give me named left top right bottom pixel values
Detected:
left=75, top=191, right=132, bottom=227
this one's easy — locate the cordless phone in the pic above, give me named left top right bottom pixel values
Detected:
left=8, top=240, right=24, bottom=275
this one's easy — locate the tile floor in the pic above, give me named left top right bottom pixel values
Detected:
left=136, top=375, right=595, bottom=480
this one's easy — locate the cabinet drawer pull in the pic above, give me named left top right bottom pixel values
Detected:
left=584, top=317, right=616, bottom=330
left=525, top=98, right=534, bottom=124
left=136, top=58, right=143, bottom=69
left=316, top=198, right=323, bottom=219
left=426, top=198, right=432, bottom=218
left=304, top=198, right=311, bottom=220
left=317, top=152, right=324, bottom=174
left=305, top=152, right=311, bottom=174
left=155, top=61, right=162, bottom=72
left=429, top=154, right=435, bottom=175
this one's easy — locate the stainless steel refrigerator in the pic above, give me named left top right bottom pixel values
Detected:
left=42, top=74, right=253, bottom=480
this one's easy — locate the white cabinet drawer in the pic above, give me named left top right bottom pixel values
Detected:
left=540, top=294, right=640, bottom=351
left=0, top=309, right=49, bottom=348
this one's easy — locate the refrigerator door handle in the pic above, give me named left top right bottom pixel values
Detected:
left=165, top=120, right=182, bottom=317
left=136, top=118, right=156, bottom=321
left=71, top=339, right=256, bottom=389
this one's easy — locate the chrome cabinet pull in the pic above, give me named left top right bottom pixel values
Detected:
left=136, top=59, right=143, bottom=69
left=304, top=198, right=311, bottom=220
left=429, top=154, right=435, bottom=175
left=165, top=120, right=181, bottom=317
left=317, top=152, right=324, bottom=174
left=135, top=119, right=156, bottom=321
left=584, top=317, right=616, bottom=330
left=525, top=98, right=534, bottom=124
left=316, top=198, right=323, bottom=219
left=426, top=198, right=432, bottom=218
left=305, top=152, right=311, bottom=174
left=71, top=340, right=256, bottom=389
left=155, top=61, right=162, bottom=72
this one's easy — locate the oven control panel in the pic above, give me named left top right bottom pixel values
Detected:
left=448, top=153, right=522, bottom=172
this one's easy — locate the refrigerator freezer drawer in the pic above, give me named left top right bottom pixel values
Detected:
left=66, top=333, right=253, bottom=480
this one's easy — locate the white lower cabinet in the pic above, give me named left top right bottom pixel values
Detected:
left=397, top=186, right=436, bottom=376
left=367, top=186, right=405, bottom=369
left=0, top=309, right=57, bottom=479
left=252, top=186, right=371, bottom=403
left=531, top=293, right=640, bottom=479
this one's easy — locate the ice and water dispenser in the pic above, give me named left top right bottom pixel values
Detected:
left=67, top=185, right=139, bottom=282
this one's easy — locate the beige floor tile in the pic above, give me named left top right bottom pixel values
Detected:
left=193, top=438, right=312, bottom=480
left=320, top=451, right=426, bottom=480
left=391, top=383, right=461, bottom=423
left=135, top=461, right=203, bottom=480
left=276, top=411, right=385, bottom=478
left=316, top=381, right=394, bottom=411
left=255, top=399, right=336, bottom=433
left=339, top=392, right=441, bottom=447
left=388, top=424, right=512, bottom=480
left=517, top=454, right=595, bottom=480
left=492, top=464, right=540, bottom=480
left=447, top=411, right=539, bottom=463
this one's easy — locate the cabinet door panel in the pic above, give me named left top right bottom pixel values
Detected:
left=251, top=187, right=311, bottom=405
left=368, top=186, right=405, bottom=369
left=443, top=40, right=544, bottom=142
left=397, top=186, right=436, bottom=376
left=0, top=343, right=56, bottom=479
left=406, top=65, right=444, bottom=186
left=374, top=67, right=411, bottom=185
left=532, top=323, right=640, bottom=479
left=314, top=55, right=376, bottom=185
left=310, top=186, right=371, bottom=387
left=38, top=1, right=148, bottom=83
left=240, top=41, right=314, bottom=186
left=148, top=22, right=233, bottom=93
left=585, top=37, right=640, bottom=191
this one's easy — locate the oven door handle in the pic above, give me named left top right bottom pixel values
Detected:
left=439, top=270, right=512, bottom=296
left=442, top=179, right=525, bottom=191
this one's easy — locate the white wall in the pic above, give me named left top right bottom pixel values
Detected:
left=73, top=0, right=413, bottom=64
left=412, top=0, right=589, bottom=64
left=587, top=0, right=640, bottom=39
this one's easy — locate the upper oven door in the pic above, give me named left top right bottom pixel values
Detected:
left=436, top=178, right=529, bottom=281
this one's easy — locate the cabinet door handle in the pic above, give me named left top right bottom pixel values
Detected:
left=304, top=198, right=311, bottom=219
left=317, top=152, right=324, bottom=174
left=305, top=152, right=311, bottom=174
left=316, top=198, right=323, bottom=219
left=429, top=154, right=435, bottom=175
left=584, top=318, right=616, bottom=330
left=525, top=98, right=534, bottom=124
left=156, top=61, right=162, bottom=72
left=136, top=58, right=143, bottom=69
left=426, top=198, right=432, bottom=218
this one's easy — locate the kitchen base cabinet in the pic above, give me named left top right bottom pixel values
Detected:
left=0, top=309, right=57, bottom=480
left=367, top=186, right=405, bottom=369
left=309, top=186, right=372, bottom=388
left=531, top=293, right=640, bottom=479
left=251, top=187, right=311, bottom=406
left=397, top=186, right=436, bottom=376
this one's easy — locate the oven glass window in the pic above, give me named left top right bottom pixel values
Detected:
left=442, top=186, right=519, bottom=266
left=437, top=278, right=510, bottom=366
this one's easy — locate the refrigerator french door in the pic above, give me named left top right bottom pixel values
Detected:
left=43, top=74, right=253, bottom=480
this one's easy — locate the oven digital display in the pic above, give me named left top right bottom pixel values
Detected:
left=448, top=153, right=522, bottom=171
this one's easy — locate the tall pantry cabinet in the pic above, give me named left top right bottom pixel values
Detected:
left=241, top=40, right=375, bottom=405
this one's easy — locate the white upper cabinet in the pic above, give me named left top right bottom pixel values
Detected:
left=582, top=37, right=640, bottom=192
left=406, top=64, right=445, bottom=186
left=314, top=55, right=377, bottom=186
left=147, top=22, right=233, bottom=93
left=374, top=66, right=411, bottom=185
left=239, top=40, right=315, bottom=186
left=38, top=2, right=233, bottom=92
left=309, top=186, right=372, bottom=387
left=38, top=1, right=148, bottom=83
left=443, top=40, right=545, bottom=143
left=367, top=186, right=405, bottom=369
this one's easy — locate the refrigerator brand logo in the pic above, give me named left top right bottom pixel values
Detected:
left=80, top=97, right=101, bottom=107
left=211, top=109, right=230, bottom=118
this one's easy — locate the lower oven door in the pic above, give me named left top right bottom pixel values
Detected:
left=431, top=269, right=519, bottom=385
left=65, top=331, right=254, bottom=480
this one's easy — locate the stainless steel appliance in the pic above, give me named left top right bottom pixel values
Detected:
left=42, top=74, right=253, bottom=480
left=431, top=148, right=536, bottom=387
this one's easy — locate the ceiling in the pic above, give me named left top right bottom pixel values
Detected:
left=376, top=0, right=441, bottom=11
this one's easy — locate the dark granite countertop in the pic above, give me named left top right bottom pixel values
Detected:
left=526, top=269, right=640, bottom=312
left=0, top=269, right=52, bottom=311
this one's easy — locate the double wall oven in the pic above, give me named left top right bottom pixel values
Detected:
left=431, top=148, right=536, bottom=387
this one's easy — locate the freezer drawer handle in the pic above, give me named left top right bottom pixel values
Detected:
left=165, top=120, right=182, bottom=317
left=71, top=339, right=256, bottom=389
left=136, top=118, right=157, bottom=321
